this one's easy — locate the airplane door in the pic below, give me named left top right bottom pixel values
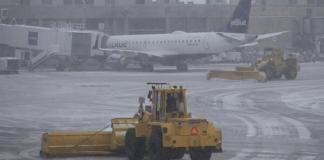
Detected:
left=143, top=41, right=147, bottom=49
left=204, top=35, right=210, bottom=50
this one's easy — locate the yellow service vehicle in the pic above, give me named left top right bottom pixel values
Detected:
left=207, top=48, right=300, bottom=81
left=40, top=83, right=223, bottom=160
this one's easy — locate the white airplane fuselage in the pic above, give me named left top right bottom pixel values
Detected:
left=105, top=31, right=248, bottom=57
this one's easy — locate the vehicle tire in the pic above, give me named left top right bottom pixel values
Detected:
left=142, top=63, right=154, bottom=72
left=176, top=63, right=188, bottom=72
left=55, top=64, right=65, bottom=72
left=56, top=57, right=69, bottom=72
left=125, top=128, right=145, bottom=160
left=273, top=74, right=282, bottom=79
left=149, top=128, right=169, bottom=160
left=189, top=147, right=212, bottom=160
left=39, top=150, right=48, bottom=158
left=284, top=68, right=297, bottom=80
left=170, top=148, right=186, bottom=159
left=110, top=62, right=127, bottom=70
left=261, top=63, right=275, bottom=80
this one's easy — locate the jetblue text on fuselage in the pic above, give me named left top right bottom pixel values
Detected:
left=112, top=42, right=127, bottom=48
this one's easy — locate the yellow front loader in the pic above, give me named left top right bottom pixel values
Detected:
left=40, top=83, right=223, bottom=160
left=207, top=48, right=299, bottom=81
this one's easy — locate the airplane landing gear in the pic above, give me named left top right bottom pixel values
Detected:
left=176, top=62, right=188, bottom=72
left=141, top=63, right=154, bottom=72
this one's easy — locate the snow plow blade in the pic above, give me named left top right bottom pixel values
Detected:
left=207, top=70, right=266, bottom=81
left=40, top=118, right=138, bottom=157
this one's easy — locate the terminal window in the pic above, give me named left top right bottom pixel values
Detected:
left=136, top=0, right=145, bottom=4
left=105, top=0, right=115, bottom=5
left=288, top=0, right=297, bottom=5
left=74, top=0, right=84, bottom=5
left=1, top=9, right=8, bottom=19
left=64, top=0, right=73, bottom=5
left=28, top=32, right=38, bottom=46
left=42, top=0, right=52, bottom=5
left=20, top=0, right=31, bottom=6
left=85, top=0, right=94, bottom=5
left=307, top=0, right=315, bottom=5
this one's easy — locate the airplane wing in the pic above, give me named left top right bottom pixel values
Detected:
left=239, top=31, right=288, bottom=48
left=256, top=31, right=288, bottom=41
left=239, top=41, right=259, bottom=47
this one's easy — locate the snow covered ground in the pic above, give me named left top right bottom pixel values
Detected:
left=0, top=63, right=324, bottom=160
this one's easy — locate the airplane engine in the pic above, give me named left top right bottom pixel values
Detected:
left=106, top=54, right=129, bottom=70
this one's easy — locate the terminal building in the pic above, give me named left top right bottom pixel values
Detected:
left=1, top=0, right=324, bottom=55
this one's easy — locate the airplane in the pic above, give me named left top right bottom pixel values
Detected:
left=94, top=0, right=287, bottom=72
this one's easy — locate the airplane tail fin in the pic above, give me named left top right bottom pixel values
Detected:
left=225, top=0, right=252, bottom=33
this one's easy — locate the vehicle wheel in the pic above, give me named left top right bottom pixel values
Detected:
left=261, top=63, right=275, bottom=80
left=56, top=57, right=69, bottom=72
left=273, top=73, right=282, bottom=79
left=176, top=63, right=188, bottom=72
left=170, top=148, right=186, bottom=159
left=284, top=68, right=297, bottom=80
left=189, top=147, right=212, bottom=160
left=141, top=63, right=154, bottom=72
left=55, top=64, right=65, bottom=72
left=149, top=128, right=169, bottom=160
left=125, top=128, right=145, bottom=160
left=94, top=56, right=107, bottom=70
left=39, top=150, right=48, bottom=158
left=110, top=62, right=127, bottom=70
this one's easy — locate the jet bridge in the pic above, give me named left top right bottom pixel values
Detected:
left=0, top=24, right=103, bottom=71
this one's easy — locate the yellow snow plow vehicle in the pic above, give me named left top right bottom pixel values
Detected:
left=207, top=48, right=300, bottom=81
left=40, top=83, right=223, bottom=160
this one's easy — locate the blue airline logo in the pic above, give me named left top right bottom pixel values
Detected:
left=112, top=42, right=127, bottom=48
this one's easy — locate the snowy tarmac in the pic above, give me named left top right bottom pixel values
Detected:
left=0, top=63, right=324, bottom=160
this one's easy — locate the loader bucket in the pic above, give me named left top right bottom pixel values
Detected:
left=40, top=118, right=138, bottom=157
left=207, top=70, right=266, bottom=82
left=40, top=131, right=116, bottom=157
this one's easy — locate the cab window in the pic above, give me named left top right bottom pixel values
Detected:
left=166, top=93, right=180, bottom=113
